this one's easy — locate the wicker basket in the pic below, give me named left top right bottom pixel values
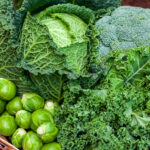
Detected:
left=0, top=136, right=18, bottom=150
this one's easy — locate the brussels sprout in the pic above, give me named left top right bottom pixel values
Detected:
left=44, top=100, right=59, bottom=116
left=22, top=93, right=44, bottom=112
left=1, top=112, right=12, bottom=118
left=0, top=78, right=16, bottom=101
left=0, top=114, right=17, bottom=136
left=22, top=131, right=43, bottom=150
left=31, top=109, right=53, bottom=130
left=11, top=128, right=26, bottom=148
left=42, top=143, right=61, bottom=150
left=0, top=99, right=6, bottom=114
left=37, top=122, right=58, bottom=143
left=6, top=97, right=22, bottom=115
left=1, top=111, right=9, bottom=116
left=16, top=110, right=31, bottom=129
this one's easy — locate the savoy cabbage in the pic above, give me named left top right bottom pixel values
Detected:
left=96, top=6, right=150, bottom=57
left=18, top=4, right=98, bottom=78
left=0, top=0, right=36, bottom=95
left=73, top=0, right=122, bottom=10
left=18, top=0, right=122, bottom=12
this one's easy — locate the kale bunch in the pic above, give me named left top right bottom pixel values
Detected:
left=55, top=47, right=150, bottom=150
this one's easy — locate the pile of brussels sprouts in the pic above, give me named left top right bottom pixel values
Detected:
left=0, top=78, right=61, bottom=150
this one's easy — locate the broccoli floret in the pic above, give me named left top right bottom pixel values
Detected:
left=96, top=6, right=150, bottom=57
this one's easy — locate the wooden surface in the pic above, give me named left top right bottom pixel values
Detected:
left=0, top=136, right=19, bottom=150
left=122, top=0, right=150, bottom=8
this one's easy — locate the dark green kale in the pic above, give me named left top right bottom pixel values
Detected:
left=54, top=47, right=150, bottom=150
left=0, top=0, right=36, bottom=95
left=30, top=73, right=64, bottom=101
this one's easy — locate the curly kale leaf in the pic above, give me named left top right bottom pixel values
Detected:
left=96, top=6, right=150, bottom=57
left=102, top=47, right=150, bottom=88
left=55, top=87, right=107, bottom=150
left=55, top=81, right=150, bottom=150
left=55, top=47, right=150, bottom=150
left=0, top=0, right=36, bottom=95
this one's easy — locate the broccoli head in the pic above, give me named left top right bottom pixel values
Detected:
left=96, top=6, right=150, bottom=57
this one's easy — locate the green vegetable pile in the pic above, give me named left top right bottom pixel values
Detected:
left=0, top=78, right=60, bottom=149
left=0, top=0, right=150, bottom=150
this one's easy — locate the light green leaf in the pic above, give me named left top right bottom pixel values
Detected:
left=40, top=16, right=72, bottom=48
left=19, top=13, right=65, bottom=75
left=131, top=112, right=150, bottom=128
left=59, top=42, right=87, bottom=75
left=51, top=13, right=87, bottom=44
left=18, top=4, right=96, bottom=78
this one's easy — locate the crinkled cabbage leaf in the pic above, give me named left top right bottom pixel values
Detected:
left=30, top=73, right=64, bottom=101
left=18, top=4, right=97, bottom=78
left=0, top=0, right=36, bottom=95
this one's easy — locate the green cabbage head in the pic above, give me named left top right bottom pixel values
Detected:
left=19, top=4, right=97, bottom=78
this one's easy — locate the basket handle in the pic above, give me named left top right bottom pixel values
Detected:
left=0, top=137, right=19, bottom=150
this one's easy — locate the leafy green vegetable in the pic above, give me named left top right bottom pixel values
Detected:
left=16, top=110, right=32, bottom=129
left=102, top=47, right=150, bottom=88
left=22, top=131, right=43, bottom=150
left=21, top=0, right=121, bottom=13
left=21, top=0, right=69, bottom=13
left=55, top=47, right=150, bottom=150
left=96, top=6, right=150, bottom=57
left=11, top=128, right=26, bottom=148
left=30, top=73, right=64, bottom=101
left=18, top=4, right=96, bottom=78
left=0, top=0, right=37, bottom=95
left=146, top=100, right=150, bottom=113
left=0, top=114, right=17, bottom=136
left=22, top=93, right=44, bottom=112
left=72, top=0, right=122, bottom=10
left=6, top=97, right=23, bottom=115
